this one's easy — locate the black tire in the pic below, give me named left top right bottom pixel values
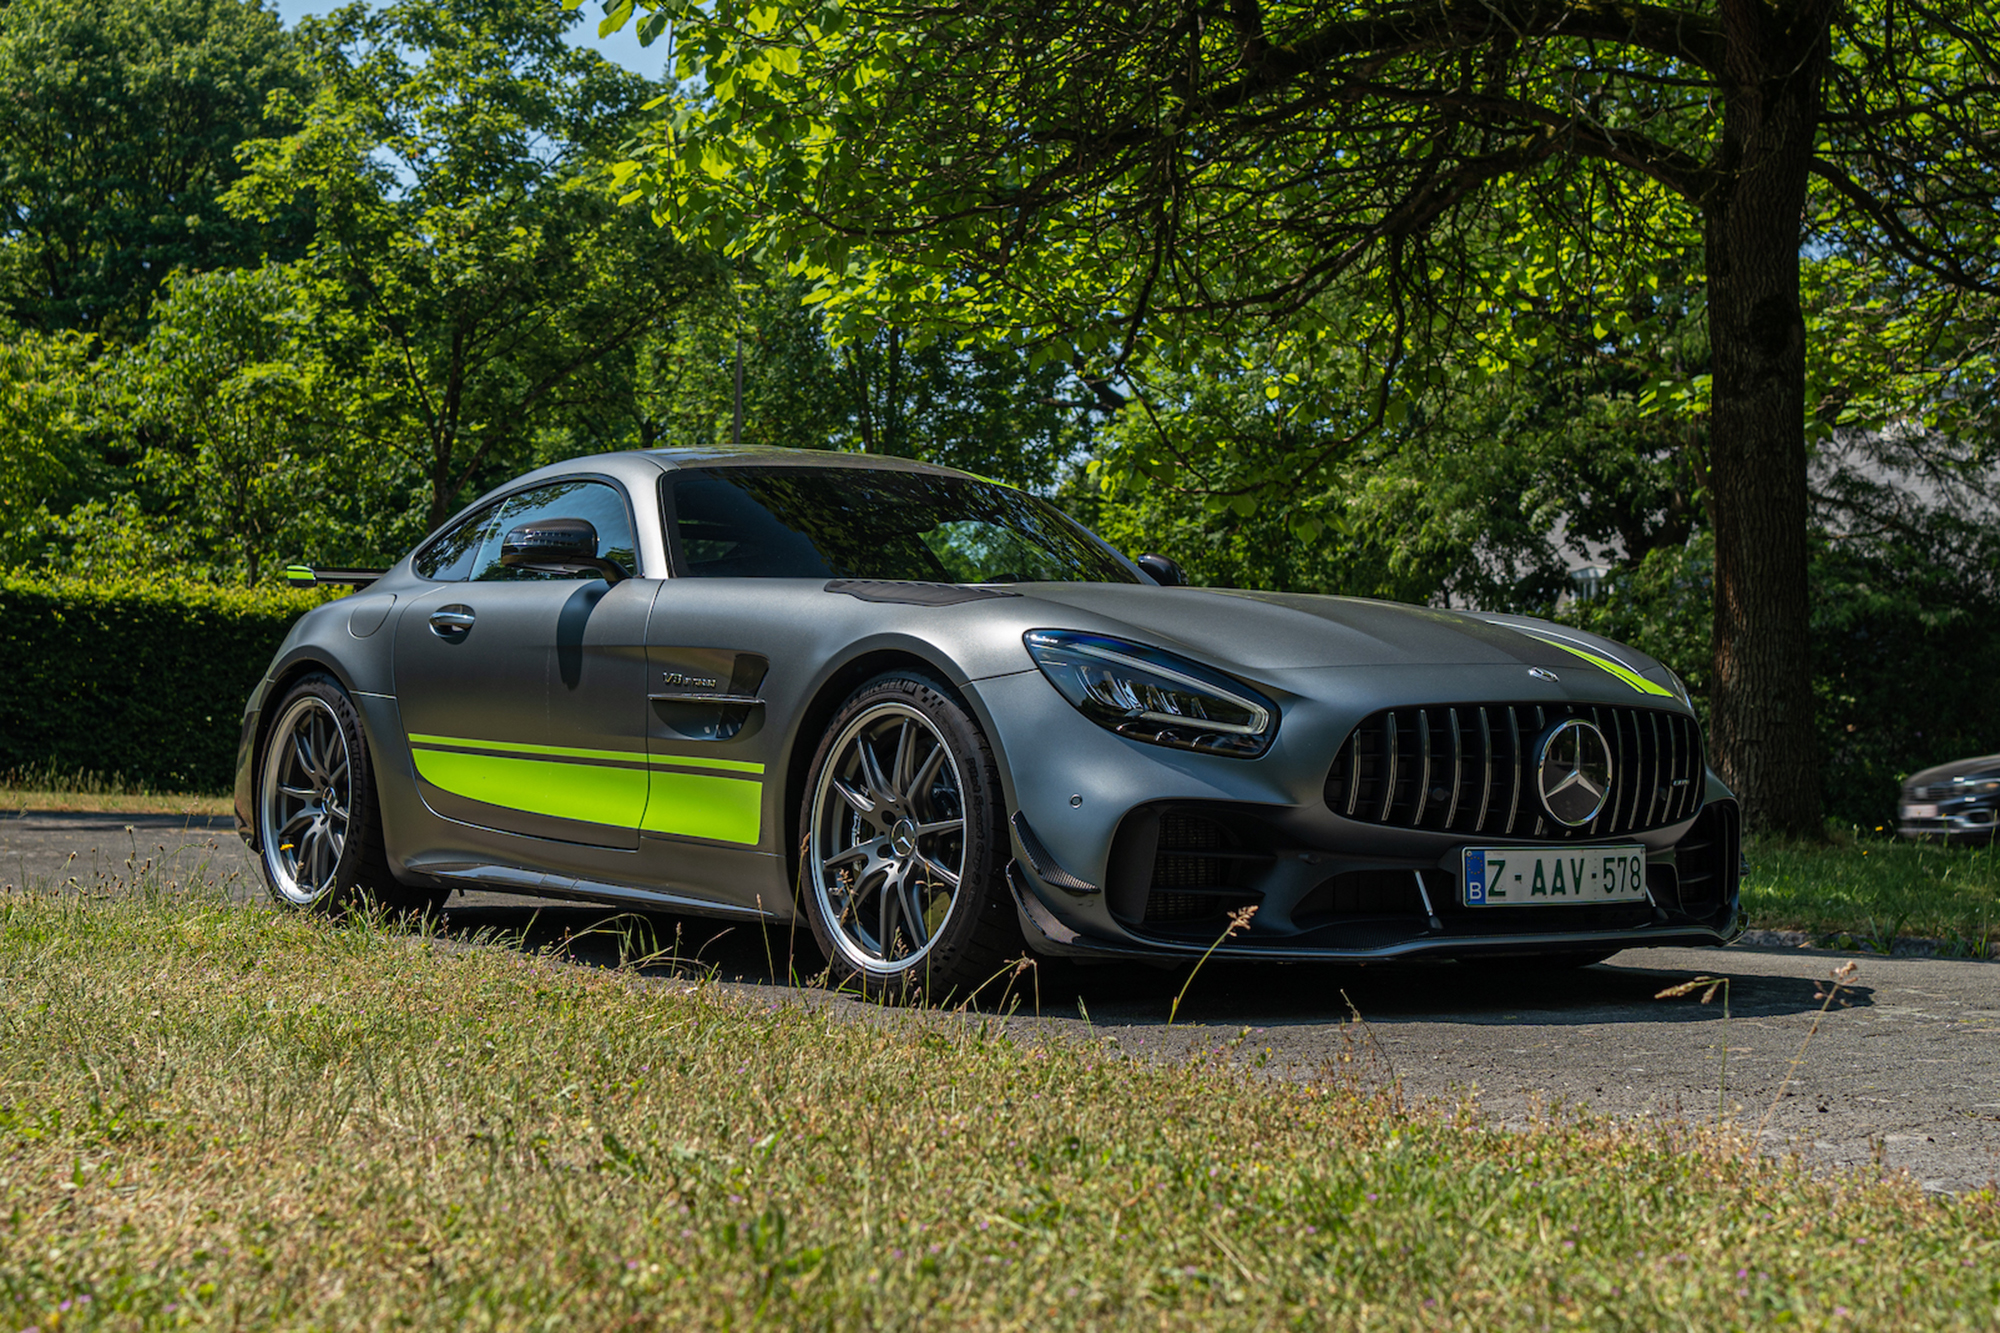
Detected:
left=255, top=673, right=444, bottom=917
left=799, top=672, right=1022, bottom=1001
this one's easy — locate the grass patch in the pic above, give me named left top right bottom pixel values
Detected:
left=1744, top=835, right=2000, bottom=952
left=2, top=885, right=1997, bottom=1328
left=0, top=763, right=229, bottom=817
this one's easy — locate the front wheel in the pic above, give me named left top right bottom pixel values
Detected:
left=256, top=673, right=442, bottom=916
left=801, top=674, right=1022, bottom=1000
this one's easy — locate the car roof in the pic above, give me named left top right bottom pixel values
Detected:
left=637, top=446, right=970, bottom=477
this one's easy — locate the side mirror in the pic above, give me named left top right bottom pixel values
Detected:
left=1135, top=552, right=1186, bottom=587
left=499, top=517, right=626, bottom=583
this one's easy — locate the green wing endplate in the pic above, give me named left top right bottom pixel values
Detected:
left=285, top=566, right=387, bottom=589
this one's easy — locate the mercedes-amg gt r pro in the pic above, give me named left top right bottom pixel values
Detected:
left=237, top=448, right=1743, bottom=995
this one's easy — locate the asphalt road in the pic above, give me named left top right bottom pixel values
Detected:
left=6, top=810, right=1996, bottom=1193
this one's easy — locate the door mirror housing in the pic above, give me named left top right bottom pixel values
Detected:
left=1135, top=552, right=1186, bottom=587
left=499, top=518, right=627, bottom=583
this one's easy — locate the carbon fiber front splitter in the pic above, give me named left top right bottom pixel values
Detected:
left=1006, top=863, right=1742, bottom=964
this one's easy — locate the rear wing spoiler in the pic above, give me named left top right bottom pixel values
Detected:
left=285, top=565, right=386, bottom=590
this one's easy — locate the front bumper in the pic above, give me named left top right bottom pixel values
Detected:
left=1010, top=864, right=1742, bottom=962
left=1897, top=801, right=1999, bottom=842
left=1005, top=797, right=1745, bottom=963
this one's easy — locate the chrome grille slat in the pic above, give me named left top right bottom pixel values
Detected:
left=1413, top=710, right=1434, bottom=826
left=1475, top=707, right=1494, bottom=833
left=1505, top=706, right=1522, bottom=835
left=1444, top=708, right=1464, bottom=829
left=1326, top=700, right=1705, bottom=842
left=1379, top=710, right=1399, bottom=824
left=1645, top=711, right=1663, bottom=827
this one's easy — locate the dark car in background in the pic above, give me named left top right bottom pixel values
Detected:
left=1898, top=756, right=2000, bottom=843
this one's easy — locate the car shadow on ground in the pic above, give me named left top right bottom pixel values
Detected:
left=431, top=898, right=1868, bottom=1028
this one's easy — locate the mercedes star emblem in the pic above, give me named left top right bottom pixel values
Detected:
left=1536, top=719, right=1614, bottom=826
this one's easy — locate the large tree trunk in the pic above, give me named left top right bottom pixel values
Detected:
left=1703, top=0, right=1832, bottom=836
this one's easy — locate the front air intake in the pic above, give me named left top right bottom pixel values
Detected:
left=1324, top=702, right=1704, bottom=842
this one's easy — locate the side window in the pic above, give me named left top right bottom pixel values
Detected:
left=669, top=473, right=840, bottom=578
left=412, top=503, right=497, bottom=581
left=470, top=480, right=638, bottom=583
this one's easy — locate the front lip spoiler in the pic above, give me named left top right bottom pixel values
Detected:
left=1007, top=862, right=1738, bottom=963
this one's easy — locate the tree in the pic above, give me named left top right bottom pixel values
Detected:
left=0, top=330, right=95, bottom=565
left=606, top=0, right=2000, bottom=835
left=626, top=267, right=1100, bottom=487
left=0, top=0, right=305, bottom=341
left=119, top=266, right=335, bottom=587
left=226, top=0, right=713, bottom=534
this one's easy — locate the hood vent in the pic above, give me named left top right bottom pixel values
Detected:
left=1324, top=702, right=1703, bottom=841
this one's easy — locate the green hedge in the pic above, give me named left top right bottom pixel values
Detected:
left=0, top=576, right=329, bottom=794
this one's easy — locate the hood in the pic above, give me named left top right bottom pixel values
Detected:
left=1903, top=754, right=2000, bottom=789
left=1014, top=586, right=1682, bottom=697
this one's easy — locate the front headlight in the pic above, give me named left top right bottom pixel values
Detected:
left=1023, top=630, right=1276, bottom=757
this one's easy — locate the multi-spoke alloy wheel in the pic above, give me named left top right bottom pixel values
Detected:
left=255, top=673, right=437, bottom=915
left=259, top=693, right=352, bottom=905
left=803, top=675, right=1020, bottom=998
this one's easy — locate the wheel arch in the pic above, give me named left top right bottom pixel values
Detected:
left=244, top=652, right=366, bottom=852
left=780, top=646, right=999, bottom=887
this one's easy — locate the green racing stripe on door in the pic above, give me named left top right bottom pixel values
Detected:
left=410, top=747, right=650, bottom=826
left=407, top=733, right=763, bottom=773
left=1514, top=631, right=1674, bottom=698
left=406, top=733, right=763, bottom=842
left=640, top=770, right=762, bottom=845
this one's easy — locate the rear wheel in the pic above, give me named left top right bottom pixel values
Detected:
left=256, top=674, right=442, bottom=916
left=801, top=674, right=1021, bottom=1001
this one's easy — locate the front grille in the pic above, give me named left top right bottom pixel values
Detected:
left=1325, top=702, right=1703, bottom=841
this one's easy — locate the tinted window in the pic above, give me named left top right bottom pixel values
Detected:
left=413, top=503, right=498, bottom=581
left=469, top=480, right=638, bottom=582
left=669, top=468, right=1138, bottom=583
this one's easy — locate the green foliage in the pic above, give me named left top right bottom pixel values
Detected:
left=0, top=575, right=324, bottom=794
left=1557, top=515, right=2000, bottom=830
left=1810, top=511, right=2000, bottom=827
left=225, top=0, right=715, bottom=535
left=626, top=271, right=851, bottom=454
left=0, top=331, right=96, bottom=561
left=111, top=266, right=343, bottom=587
left=0, top=0, right=306, bottom=340
left=629, top=269, right=1098, bottom=488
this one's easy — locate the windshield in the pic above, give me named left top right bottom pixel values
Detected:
left=667, top=467, right=1140, bottom=584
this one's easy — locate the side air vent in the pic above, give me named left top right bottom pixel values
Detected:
left=1673, top=799, right=1740, bottom=916
left=1106, top=809, right=1271, bottom=933
left=1325, top=702, right=1704, bottom=841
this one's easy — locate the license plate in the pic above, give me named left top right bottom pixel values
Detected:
left=1462, top=845, right=1648, bottom=907
left=1903, top=803, right=1939, bottom=819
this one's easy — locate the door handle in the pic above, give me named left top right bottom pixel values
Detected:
left=429, top=606, right=475, bottom=636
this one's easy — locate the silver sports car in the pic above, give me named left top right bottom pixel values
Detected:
left=237, top=447, right=1743, bottom=996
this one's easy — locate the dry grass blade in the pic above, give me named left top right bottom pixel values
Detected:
left=1750, top=960, right=1860, bottom=1156
left=1167, top=904, right=1257, bottom=1028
